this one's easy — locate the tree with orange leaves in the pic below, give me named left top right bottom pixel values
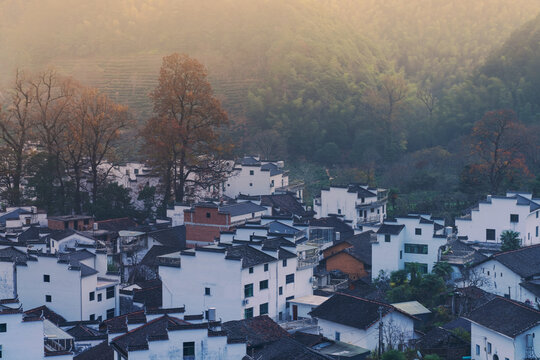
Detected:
left=144, top=53, right=230, bottom=207
left=467, top=109, right=529, bottom=194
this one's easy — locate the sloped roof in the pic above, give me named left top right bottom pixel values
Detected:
left=67, top=323, right=107, bottom=341
left=260, top=194, right=307, bottom=217
left=225, top=244, right=276, bottom=268
left=466, top=296, right=540, bottom=337
left=0, top=246, right=31, bottom=263
left=251, top=337, right=333, bottom=360
left=348, top=184, right=377, bottom=198
left=377, top=224, right=405, bottom=235
left=147, top=226, right=186, bottom=250
left=310, top=217, right=353, bottom=234
left=267, top=221, right=300, bottom=235
left=261, top=162, right=283, bottom=176
left=0, top=208, right=31, bottom=225
left=262, top=237, right=296, bottom=251
left=24, top=305, right=67, bottom=326
left=219, top=201, right=267, bottom=217
left=488, top=244, right=540, bottom=278
left=50, top=229, right=95, bottom=241
left=74, top=341, right=114, bottom=360
left=222, top=315, right=289, bottom=347
left=140, top=245, right=177, bottom=267
left=17, top=226, right=48, bottom=244
left=101, top=310, right=147, bottom=334
left=310, top=293, right=414, bottom=330
left=95, top=217, right=137, bottom=233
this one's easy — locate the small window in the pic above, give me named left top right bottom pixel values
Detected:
left=282, top=259, right=287, bottom=267
left=279, top=286, right=283, bottom=295
left=536, top=226, right=538, bottom=237
left=244, top=284, right=254, bottom=298
left=476, top=344, right=480, bottom=355
left=285, top=296, right=294, bottom=308
left=106, top=308, right=115, bottom=319
left=249, top=267, right=254, bottom=274
left=487, top=342, right=492, bottom=354
left=249, top=183, right=253, bottom=187
left=337, top=209, right=341, bottom=214
left=486, top=229, right=496, bottom=241
left=97, top=315, right=102, bottom=322
left=106, top=286, right=115, bottom=299
left=510, top=214, right=519, bottom=223
left=361, top=197, right=365, bottom=203
left=89, top=314, right=95, bottom=321
left=45, top=295, right=52, bottom=303
left=43, top=274, right=50, bottom=283
left=134, top=168, right=139, bottom=175
left=206, top=212, right=211, bottom=218
left=98, top=293, right=102, bottom=302
left=0, top=344, right=3, bottom=358
left=371, top=208, right=374, bottom=213
left=259, top=302, right=269, bottom=315
left=205, top=287, right=211, bottom=296
left=0, top=323, right=6, bottom=332
left=244, top=307, right=254, bottom=319
left=183, top=341, right=195, bottom=357
left=415, top=228, right=422, bottom=235
left=264, top=263, right=268, bottom=272
left=399, top=250, right=402, bottom=259
left=260, top=280, right=269, bottom=290
left=286, top=274, right=295, bottom=284
left=279, top=312, right=283, bottom=321
left=250, top=170, right=254, bottom=175
left=89, top=291, right=95, bottom=301
left=25, top=217, right=31, bottom=225
left=335, top=331, right=341, bottom=341
left=385, top=234, right=391, bottom=242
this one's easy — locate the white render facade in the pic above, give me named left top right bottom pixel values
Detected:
left=0, top=311, right=45, bottom=360
left=371, top=215, right=447, bottom=280
left=224, top=157, right=288, bottom=198
left=456, top=192, right=540, bottom=246
left=159, top=244, right=313, bottom=322
left=16, top=252, right=119, bottom=321
left=313, top=184, right=388, bottom=229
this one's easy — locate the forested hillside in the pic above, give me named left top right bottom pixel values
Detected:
left=1, top=0, right=540, bottom=219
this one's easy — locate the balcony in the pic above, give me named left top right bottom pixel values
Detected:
left=297, top=257, right=318, bottom=270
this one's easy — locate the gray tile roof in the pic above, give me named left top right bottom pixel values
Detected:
left=376, top=224, right=405, bottom=235
left=225, top=244, right=276, bottom=268
left=219, top=201, right=267, bottom=217
left=488, top=244, right=540, bottom=279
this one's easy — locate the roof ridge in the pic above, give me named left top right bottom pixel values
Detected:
left=112, top=314, right=167, bottom=341
left=493, top=243, right=540, bottom=257
left=495, top=295, right=540, bottom=315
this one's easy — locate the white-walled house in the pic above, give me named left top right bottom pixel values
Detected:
left=224, top=156, right=289, bottom=198
left=313, top=184, right=388, bottom=229
left=456, top=192, right=540, bottom=246
left=0, top=300, right=73, bottom=360
left=16, top=249, right=119, bottom=321
left=310, top=293, right=416, bottom=351
left=470, top=244, right=540, bottom=305
left=159, top=242, right=313, bottom=322
left=371, top=215, right=448, bottom=280
left=466, top=296, right=540, bottom=360
left=49, top=229, right=101, bottom=254
left=0, top=206, right=47, bottom=230
left=110, top=315, right=247, bottom=360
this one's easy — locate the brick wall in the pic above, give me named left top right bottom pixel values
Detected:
left=325, top=252, right=368, bottom=280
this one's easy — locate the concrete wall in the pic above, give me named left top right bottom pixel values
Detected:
left=0, top=313, right=44, bottom=360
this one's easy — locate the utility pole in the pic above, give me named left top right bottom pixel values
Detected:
left=378, top=306, right=383, bottom=358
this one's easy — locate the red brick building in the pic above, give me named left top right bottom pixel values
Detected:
left=321, top=231, right=373, bottom=280
left=48, top=215, right=94, bottom=231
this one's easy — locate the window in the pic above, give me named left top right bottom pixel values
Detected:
left=487, top=342, right=492, bottom=354
left=249, top=170, right=254, bottom=175
left=249, top=183, right=253, bottom=187
left=415, top=228, right=422, bottom=235
left=286, top=274, right=295, bottom=284
left=264, top=263, right=269, bottom=272
left=206, top=212, right=211, bottom=218
left=476, top=344, right=480, bottom=355
left=244, top=284, right=253, bottom=298
left=259, top=302, right=268, bottom=315
left=271, top=180, right=274, bottom=187
left=0, top=324, right=6, bottom=332
left=279, top=312, right=283, bottom=321
left=260, top=280, right=269, bottom=290
left=89, top=314, right=95, bottom=321
left=244, top=307, right=254, bottom=319
left=510, top=214, right=519, bottom=223
left=0, top=344, right=2, bottom=358
left=536, top=226, right=538, bottom=237
left=249, top=267, right=254, bottom=274
left=45, top=295, right=52, bottom=303
left=106, top=286, right=115, bottom=299
left=404, top=262, right=428, bottom=274
left=205, top=287, right=211, bottom=296
left=282, top=259, right=287, bottom=267
left=337, top=209, right=341, bottom=214
left=183, top=341, right=195, bottom=357
left=404, top=244, right=428, bottom=255
left=335, top=331, right=341, bottom=341
left=106, top=308, right=115, bottom=319
left=89, top=291, right=95, bottom=301
left=98, top=293, right=102, bottom=302
left=399, top=250, right=402, bottom=259
left=371, top=208, right=374, bottom=213
left=43, top=274, right=50, bottom=282
left=279, top=287, right=283, bottom=295
left=385, top=234, right=391, bottom=242
left=285, top=296, right=294, bottom=308
left=361, top=197, right=365, bottom=203
left=25, top=217, right=30, bottom=225
left=97, top=316, right=102, bottom=322
left=486, top=229, right=496, bottom=241
left=134, top=168, right=139, bottom=175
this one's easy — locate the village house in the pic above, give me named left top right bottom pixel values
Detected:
left=159, top=240, right=313, bottom=322
left=15, top=249, right=119, bottom=321
left=313, top=184, right=388, bottom=229
left=466, top=296, right=540, bottom=360
left=224, top=156, right=289, bottom=198
left=321, top=231, right=373, bottom=280
left=371, top=215, right=448, bottom=280
left=0, top=206, right=47, bottom=231
left=456, top=192, right=540, bottom=247
left=0, top=300, right=74, bottom=360
left=48, top=215, right=95, bottom=232
left=470, top=244, right=540, bottom=305
left=183, top=201, right=268, bottom=246
left=309, top=292, right=416, bottom=351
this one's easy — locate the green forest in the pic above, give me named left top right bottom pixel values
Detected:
left=1, top=0, right=540, bottom=221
